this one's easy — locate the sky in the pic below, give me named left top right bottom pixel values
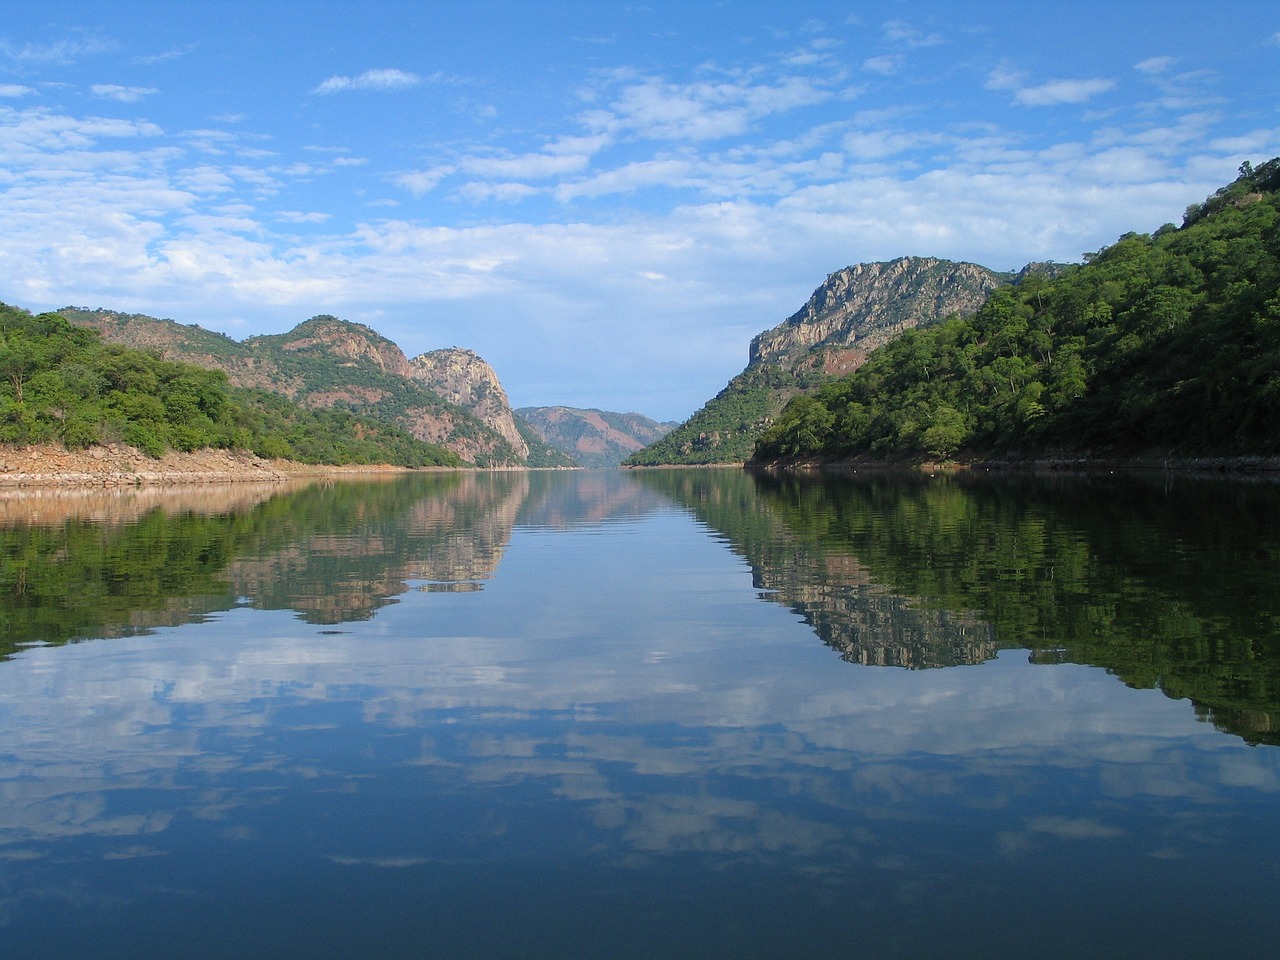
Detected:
left=1, top=1, right=1278, bottom=421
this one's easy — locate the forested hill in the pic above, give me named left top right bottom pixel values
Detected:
left=0, top=304, right=463, bottom=467
left=625, top=257, right=1019, bottom=466
left=59, top=310, right=525, bottom=467
left=754, top=159, right=1280, bottom=464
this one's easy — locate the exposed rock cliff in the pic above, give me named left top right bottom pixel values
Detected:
left=749, top=257, right=1010, bottom=368
left=269, top=316, right=415, bottom=379
left=410, top=349, right=529, bottom=461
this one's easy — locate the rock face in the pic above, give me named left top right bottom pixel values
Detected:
left=627, top=256, right=1016, bottom=465
left=59, top=308, right=527, bottom=467
left=516, top=406, right=677, bottom=468
left=272, top=316, right=415, bottom=379
left=749, top=257, right=1010, bottom=368
left=409, top=349, right=529, bottom=461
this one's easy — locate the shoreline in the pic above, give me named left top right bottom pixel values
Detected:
left=0, top=443, right=423, bottom=488
left=746, top=454, right=1280, bottom=476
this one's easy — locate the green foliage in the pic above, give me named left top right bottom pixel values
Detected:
left=57, top=309, right=523, bottom=466
left=514, top=416, right=580, bottom=468
left=625, top=364, right=809, bottom=465
left=755, top=159, right=1280, bottom=462
left=0, top=302, right=464, bottom=467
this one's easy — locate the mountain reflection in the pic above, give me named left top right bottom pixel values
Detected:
left=637, top=468, right=1280, bottom=745
left=5, top=468, right=1280, bottom=746
left=0, top=471, right=670, bottom=657
left=4, top=471, right=1280, bottom=959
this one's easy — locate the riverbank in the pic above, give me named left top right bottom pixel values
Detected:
left=747, top=454, right=1280, bottom=475
left=0, top=443, right=418, bottom=487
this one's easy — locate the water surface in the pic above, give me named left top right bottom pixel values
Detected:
left=1, top=469, right=1278, bottom=959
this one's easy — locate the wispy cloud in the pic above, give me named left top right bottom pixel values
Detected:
left=1014, top=78, right=1115, bottom=106
left=131, top=44, right=198, bottom=67
left=580, top=70, right=838, bottom=142
left=0, top=84, right=35, bottom=98
left=1135, top=56, right=1176, bottom=75
left=0, top=35, right=117, bottom=64
left=313, top=68, right=421, bottom=94
left=987, top=65, right=1114, bottom=107
left=91, top=84, right=158, bottom=103
left=861, top=55, right=902, bottom=76
left=881, top=20, right=946, bottom=48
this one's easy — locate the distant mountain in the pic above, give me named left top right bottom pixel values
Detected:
left=626, top=257, right=1019, bottom=465
left=516, top=406, right=678, bottom=468
left=59, top=310, right=526, bottom=466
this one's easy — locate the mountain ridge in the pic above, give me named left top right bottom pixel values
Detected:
left=516, top=406, right=677, bottom=468
left=626, top=256, right=1027, bottom=466
left=59, top=308, right=525, bottom=466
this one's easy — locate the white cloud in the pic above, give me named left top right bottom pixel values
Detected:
left=984, top=63, right=1024, bottom=92
left=882, top=20, right=945, bottom=48
left=275, top=210, right=332, bottom=224
left=461, top=150, right=593, bottom=180
left=1014, top=78, right=1116, bottom=107
left=91, top=84, right=158, bottom=103
left=1135, top=56, right=1175, bottom=75
left=0, top=35, right=117, bottom=64
left=861, top=55, right=901, bottom=76
left=0, top=84, right=35, bottom=97
left=313, top=68, right=421, bottom=94
left=131, top=43, right=198, bottom=66
left=392, top=165, right=455, bottom=197
left=455, top=181, right=542, bottom=203
left=555, top=158, right=695, bottom=200
left=581, top=70, right=836, bottom=142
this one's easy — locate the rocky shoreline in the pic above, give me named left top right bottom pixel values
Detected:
left=0, top=444, right=417, bottom=488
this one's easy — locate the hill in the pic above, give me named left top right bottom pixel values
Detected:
left=625, top=257, right=1021, bottom=465
left=0, top=303, right=462, bottom=467
left=516, top=406, right=677, bottom=468
left=59, top=310, right=526, bottom=466
left=753, top=158, right=1280, bottom=464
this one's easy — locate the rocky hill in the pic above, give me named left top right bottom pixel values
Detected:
left=626, top=257, right=1020, bottom=465
left=750, top=258, right=1013, bottom=371
left=59, top=309, right=525, bottom=466
left=409, top=348, right=528, bottom=460
left=516, top=406, right=677, bottom=468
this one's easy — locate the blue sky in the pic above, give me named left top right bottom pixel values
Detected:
left=2, top=1, right=1278, bottom=420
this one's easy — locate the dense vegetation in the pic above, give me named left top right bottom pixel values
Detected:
left=625, top=362, right=825, bottom=465
left=245, top=317, right=521, bottom=467
left=627, top=258, right=1014, bottom=466
left=0, top=303, right=463, bottom=466
left=755, top=159, right=1280, bottom=462
left=515, top=416, right=580, bottom=468
left=56, top=309, right=521, bottom=467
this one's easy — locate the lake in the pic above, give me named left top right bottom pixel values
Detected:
left=1, top=467, right=1278, bottom=959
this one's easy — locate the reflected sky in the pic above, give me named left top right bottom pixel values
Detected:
left=1, top=471, right=1279, bottom=959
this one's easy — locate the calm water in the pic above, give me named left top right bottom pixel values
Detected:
left=1, top=468, right=1279, bottom=959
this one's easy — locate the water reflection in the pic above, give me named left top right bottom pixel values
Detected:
left=638, top=468, right=1280, bottom=744
left=1, top=469, right=1279, bottom=958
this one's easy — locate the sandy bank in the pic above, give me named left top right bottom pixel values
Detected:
left=0, top=443, right=418, bottom=488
